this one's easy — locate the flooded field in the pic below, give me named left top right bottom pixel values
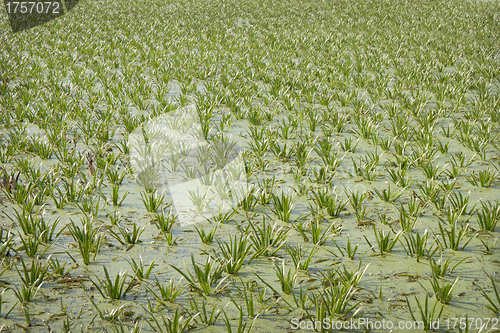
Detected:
left=0, top=0, right=499, bottom=331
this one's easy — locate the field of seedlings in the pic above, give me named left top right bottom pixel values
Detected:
left=1, top=0, right=500, bottom=331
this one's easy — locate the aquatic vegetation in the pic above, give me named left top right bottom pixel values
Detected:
left=400, top=230, right=437, bottom=262
left=68, top=217, right=104, bottom=265
left=216, top=233, right=252, bottom=275
left=436, top=221, right=475, bottom=251
left=428, top=274, right=459, bottom=304
left=248, top=218, right=288, bottom=258
left=190, top=298, right=226, bottom=326
left=90, top=266, right=135, bottom=300
left=108, top=222, right=146, bottom=246
left=0, top=0, right=498, bottom=329
left=127, top=255, right=155, bottom=280
left=145, top=307, right=197, bottom=333
left=476, top=201, right=500, bottom=231
left=195, top=223, right=219, bottom=244
left=365, top=227, right=403, bottom=256
left=271, top=191, right=295, bottom=223
left=406, top=295, right=444, bottom=331
left=480, top=275, right=500, bottom=314
left=148, top=278, right=185, bottom=304
left=170, top=254, right=227, bottom=296
left=286, top=244, right=318, bottom=271
left=141, top=190, right=165, bottom=213
left=273, top=261, right=298, bottom=295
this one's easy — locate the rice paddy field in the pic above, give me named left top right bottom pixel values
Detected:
left=1, top=0, right=500, bottom=331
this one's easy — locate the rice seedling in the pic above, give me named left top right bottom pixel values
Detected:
left=90, top=266, right=135, bottom=299
left=68, top=217, right=104, bottom=265
left=310, top=218, right=341, bottom=245
left=421, top=162, right=446, bottom=180
left=269, top=140, right=293, bottom=161
left=76, top=195, right=104, bottom=218
left=286, top=244, right=318, bottom=270
left=211, top=134, right=237, bottom=169
left=222, top=304, right=258, bottom=333
left=292, top=171, right=311, bottom=195
left=448, top=191, right=476, bottom=216
left=397, top=200, right=424, bottom=232
left=127, top=255, right=155, bottom=280
left=416, top=180, right=442, bottom=207
left=345, top=189, right=367, bottom=212
left=436, top=221, right=475, bottom=251
left=306, top=282, right=363, bottom=320
left=170, top=254, right=227, bottom=296
left=274, top=260, right=298, bottom=294
left=324, top=196, right=348, bottom=218
left=475, top=200, right=500, bottom=231
left=400, top=230, right=438, bottom=262
left=11, top=281, right=43, bottom=304
left=27, top=137, right=53, bottom=159
left=294, top=141, right=313, bottom=170
left=0, top=228, right=14, bottom=258
left=152, top=209, right=178, bottom=235
left=108, top=223, right=146, bottom=246
left=310, top=188, right=331, bottom=209
left=108, top=209, right=124, bottom=226
left=277, top=119, right=294, bottom=140
left=340, top=137, right=359, bottom=153
left=167, top=152, right=182, bottom=173
left=190, top=298, right=226, bottom=325
left=427, top=273, right=459, bottom=304
left=334, top=262, right=369, bottom=287
left=365, top=227, right=403, bottom=255
left=2, top=0, right=499, bottom=327
left=436, top=141, right=450, bottom=154
left=374, top=134, right=395, bottom=152
left=479, top=236, right=499, bottom=255
left=372, top=184, right=404, bottom=203
left=195, top=223, right=219, bottom=244
left=111, top=184, right=129, bottom=206
left=438, top=205, right=466, bottom=227
left=106, top=166, right=127, bottom=185
left=465, top=169, right=499, bottom=188
left=6, top=207, right=37, bottom=236
left=311, top=165, right=335, bottom=185
left=145, top=307, right=197, bottom=333
left=236, top=187, right=259, bottom=212
left=18, top=231, right=53, bottom=257
left=47, top=256, right=76, bottom=278
left=386, top=164, right=414, bottom=188
left=89, top=298, right=125, bottom=323
left=51, top=185, right=67, bottom=209
left=256, top=177, right=275, bottom=205
left=195, top=145, right=212, bottom=165
left=187, top=188, right=209, bottom=216
left=271, top=191, right=295, bottom=223
left=230, top=281, right=261, bottom=319
left=248, top=217, right=288, bottom=258
left=147, top=278, right=185, bottom=304
left=479, top=275, right=500, bottom=314
left=141, top=190, right=165, bottom=213
left=353, top=116, right=380, bottom=141
left=216, top=233, right=251, bottom=275
left=406, top=295, right=444, bottom=331
left=16, top=257, right=49, bottom=290
left=11, top=257, right=48, bottom=303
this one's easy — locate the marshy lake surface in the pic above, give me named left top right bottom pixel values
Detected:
left=0, top=0, right=500, bottom=331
